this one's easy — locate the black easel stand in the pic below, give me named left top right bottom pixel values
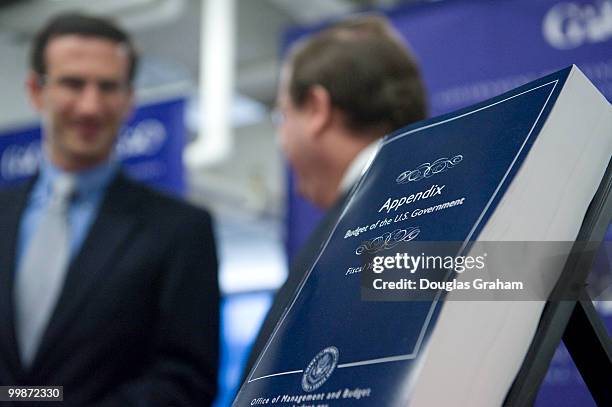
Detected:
left=562, top=294, right=612, bottom=406
left=561, top=156, right=612, bottom=406
left=504, top=158, right=612, bottom=407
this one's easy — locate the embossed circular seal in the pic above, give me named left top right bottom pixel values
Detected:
left=301, top=346, right=339, bottom=392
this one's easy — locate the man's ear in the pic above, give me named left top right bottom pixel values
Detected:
left=26, top=72, right=45, bottom=112
left=304, top=85, right=332, bottom=139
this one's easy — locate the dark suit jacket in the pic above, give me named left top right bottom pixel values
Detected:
left=0, top=173, right=219, bottom=406
left=240, top=194, right=348, bottom=384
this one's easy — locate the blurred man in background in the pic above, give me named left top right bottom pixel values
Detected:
left=241, top=14, right=427, bottom=381
left=0, top=13, right=219, bottom=406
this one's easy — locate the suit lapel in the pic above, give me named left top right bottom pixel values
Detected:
left=32, top=174, right=142, bottom=370
left=0, top=181, right=34, bottom=376
left=291, top=192, right=349, bottom=273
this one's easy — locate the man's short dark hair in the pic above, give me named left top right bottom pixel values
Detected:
left=31, top=12, right=138, bottom=83
left=287, top=14, right=427, bottom=135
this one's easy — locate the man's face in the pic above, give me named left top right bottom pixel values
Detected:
left=28, top=35, right=133, bottom=171
left=276, top=65, right=318, bottom=201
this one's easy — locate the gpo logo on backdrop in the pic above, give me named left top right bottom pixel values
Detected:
left=116, top=119, right=167, bottom=159
left=0, top=119, right=167, bottom=180
left=543, top=0, right=612, bottom=49
left=1, top=141, right=42, bottom=180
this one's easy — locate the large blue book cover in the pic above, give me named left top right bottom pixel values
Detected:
left=234, top=66, right=612, bottom=406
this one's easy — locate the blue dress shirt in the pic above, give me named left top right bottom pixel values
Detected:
left=17, top=159, right=119, bottom=270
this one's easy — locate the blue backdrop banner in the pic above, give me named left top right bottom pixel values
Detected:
left=0, top=98, right=186, bottom=195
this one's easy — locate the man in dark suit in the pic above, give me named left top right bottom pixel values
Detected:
left=242, top=15, right=427, bottom=381
left=0, top=13, right=219, bottom=406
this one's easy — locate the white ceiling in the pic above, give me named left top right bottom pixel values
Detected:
left=0, top=0, right=419, bottom=105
